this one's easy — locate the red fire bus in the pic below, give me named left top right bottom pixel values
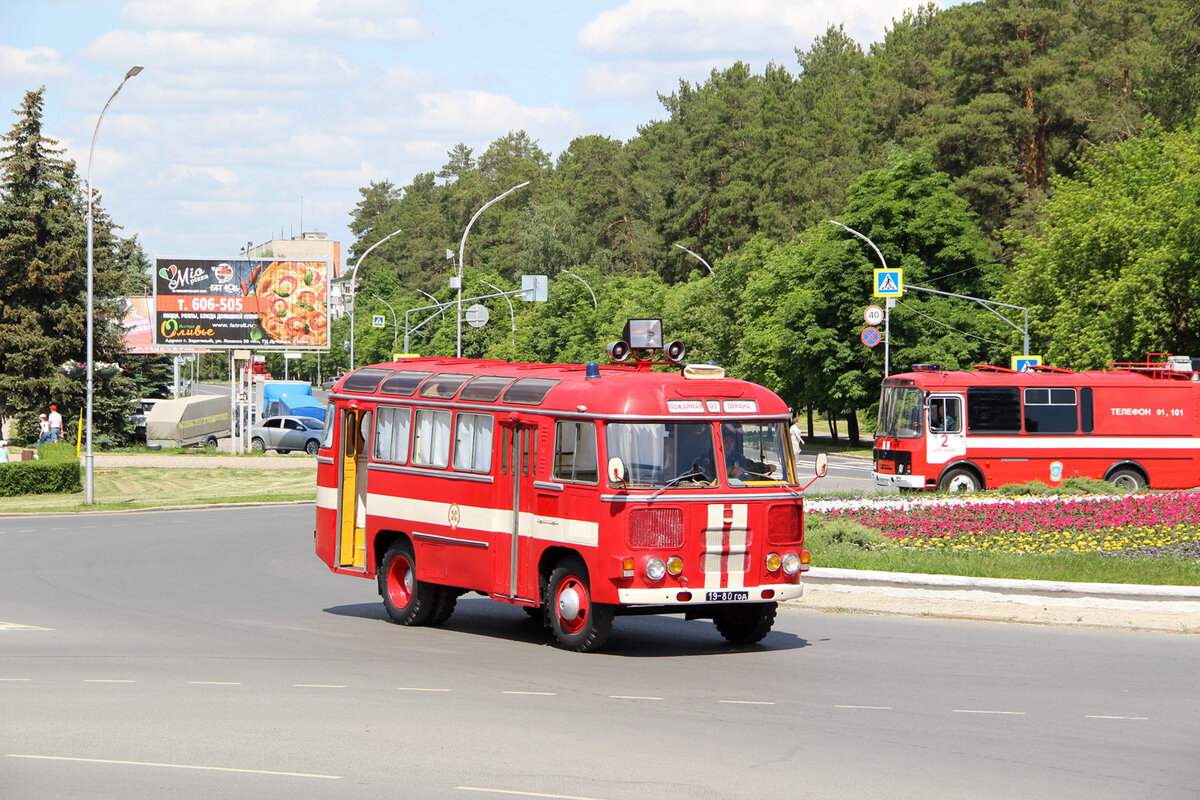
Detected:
left=315, top=324, right=823, bottom=651
left=872, top=355, right=1200, bottom=492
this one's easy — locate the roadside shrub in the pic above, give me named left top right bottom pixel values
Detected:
left=806, top=517, right=886, bottom=549
left=994, top=481, right=1050, bottom=495
left=0, top=441, right=81, bottom=496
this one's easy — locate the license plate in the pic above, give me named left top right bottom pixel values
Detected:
left=876, top=460, right=895, bottom=474
left=706, top=591, right=748, bottom=602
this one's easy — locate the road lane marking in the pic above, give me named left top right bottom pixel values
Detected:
left=0, top=678, right=32, bottom=682
left=719, top=700, right=775, bottom=705
left=952, top=709, right=1026, bottom=716
left=0, top=621, right=54, bottom=631
left=835, top=705, right=893, bottom=710
left=609, top=695, right=663, bottom=701
left=83, top=679, right=136, bottom=684
left=187, top=681, right=241, bottom=686
left=457, top=788, right=608, bottom=800
left=293, top=684, right=345, bottom=688
left=502, top=691, right=557, bottom=696
left=398, top=687, right=452, bottom=692
left=5, top=754, right=339, bottom=779
left=1086, top=715, right=1149, bottom=720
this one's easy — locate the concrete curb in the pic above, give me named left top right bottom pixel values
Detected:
left=805, top=566, right=1200, bottom=613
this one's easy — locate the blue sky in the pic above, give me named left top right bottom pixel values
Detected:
left=1, top=0, right=942, bottom=270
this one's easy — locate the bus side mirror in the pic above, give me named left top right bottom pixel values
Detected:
left=814, top=452, right=828, bottom=478
left=607, top=457, right=626, bottom=486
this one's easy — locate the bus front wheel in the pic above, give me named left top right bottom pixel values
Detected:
left=547, top=556, right=613, bottom=652
left=938, top=467, right=980, bottom=493
left=714, top=602, right=777, bottom=644
left=379, top=541, right=435, bottom=626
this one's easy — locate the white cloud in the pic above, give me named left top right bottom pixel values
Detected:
left=121, top=0, right=428, bottom=42
left=412, top=90, right=582, bottom=139
left=0, top=45, right=72, bottom=86
left=162, top=164, right=241, bottom=187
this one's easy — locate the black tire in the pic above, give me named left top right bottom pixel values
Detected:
left=250, top=437, right=265, bottom=453
left=305, top=439, right=320, bottom=455
left=204, top=436, right=219, bottom=448
left=522, top=604, right=545, bottom=624
left=378, top=541, right=436, bottom=625
left=938, top=466, right=980, bottom=493
left=713, top=602, right=778, bottom=644
left=427, top=587, right=459, bottom=626
left=1109, top=468, right=1146, bottom=491
left=547, top=556, right=613, bottom=652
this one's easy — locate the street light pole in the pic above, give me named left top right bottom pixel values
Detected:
left=559, top=269, right=597, bottom=308
left=349, top=227, right=402, bottom=370
left=85, top=64, right=142, bottom=505
left=672, top=243, right=717, bottom=289
left=457, top=181, right=530, bottom=357
left=479, top=279, right=516, bottom=345
left=829, top=220, right=892, bottom=378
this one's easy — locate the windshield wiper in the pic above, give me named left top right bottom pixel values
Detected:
left=649, top=468, right=709, bottom=500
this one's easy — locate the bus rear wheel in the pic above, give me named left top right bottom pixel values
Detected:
left=714, top=602, right=777, bottom=644
left=547, top=556, right=612, bottom=652
left=379, top=541, right=435, bottom=625
left=1109, top=468, right=1146, bottom=491
left=938, top=467, right=980, bottom=493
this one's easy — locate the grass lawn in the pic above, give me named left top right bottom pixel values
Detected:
left=0, top=466, right=315, bottom=513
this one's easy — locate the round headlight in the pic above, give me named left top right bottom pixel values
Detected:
left=645, top=558, right=666, bottom=581
left=666, top=556, right=684, bottom=576
left=765, top=552, right=782, bottom=572
left=782, top=552, right=802, bottom=575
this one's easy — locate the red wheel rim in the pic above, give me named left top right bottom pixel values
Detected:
left=387, top=554, right=414, bottom=608
left=555, top=575, right=590, bottom=634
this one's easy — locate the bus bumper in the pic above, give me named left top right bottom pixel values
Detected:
left=617, top=583, right=804, bottom=605
left=874, top=472, right=926, bottom=489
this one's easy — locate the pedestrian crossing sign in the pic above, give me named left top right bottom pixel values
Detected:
left=1011, top=355, right=1042, bottom=372
left=873, top=269, right=903, bottom=297
left=372, top=315, right=386, bottom=328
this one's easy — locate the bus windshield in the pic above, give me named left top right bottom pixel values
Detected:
left=720, top=421, right=790, bottom=483
left=605, top=422, right=717, bottom=488
left=877, top=385, right=924, bottom=439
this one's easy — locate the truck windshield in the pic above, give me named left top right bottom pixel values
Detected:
left=877, top=385, right=924, bottom=439
left=719, top=421, right=790, bottom=483
left=605, top=422, right=717, bottom=488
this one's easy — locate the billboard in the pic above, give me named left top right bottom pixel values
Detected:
left=153, top=258, right=330, bottom=349
left=120, top=296, right=206, bottom=354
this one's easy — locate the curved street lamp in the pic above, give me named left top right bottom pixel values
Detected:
left=673, top=243, right=717, bottom=291
left=559, top=268, right=597, bottom=309
left=349, top=227, right=402, bottom=370
left=829, top=219, right=891, bottom=377
left=85, top=64, right=142, bottom=505
left=456, top=181, right=530, bottom=357
left=479, top=279, right=516, bottom=346
left=371, top=293, right=399, bottom=354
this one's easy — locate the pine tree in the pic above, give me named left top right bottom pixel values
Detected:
left=0, top=88, right=136, bottom=445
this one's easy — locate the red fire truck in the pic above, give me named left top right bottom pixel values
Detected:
left=873, top=355, right=1200, bottom=492
left=315, top=321, right=824, bottom=651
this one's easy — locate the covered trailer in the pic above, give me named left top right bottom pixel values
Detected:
left=145, top=396, right=231, bottom=448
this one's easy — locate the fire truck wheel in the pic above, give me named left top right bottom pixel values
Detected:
left=713, top=602, right=777, bottom=644
left=547, top=557, right=613, bottom=652
left=428, top=587, right=458, bottom=625
left=1108, top=468, right=1145, bottom=491
left=379, top=541, right=435, bottom=625
left=938, top=467, right=980, bottom=493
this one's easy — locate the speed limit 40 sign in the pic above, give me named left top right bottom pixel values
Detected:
left=864, top=305, right=884, bottom=325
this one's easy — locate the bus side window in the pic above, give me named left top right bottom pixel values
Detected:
left=374, top=406, right=411, bottom=464
left=929, top=398, right=961, bottom=434
left=967, top=387, right=1021, bottom=433
left=554, top=420, right=598, bottom=484
left=453, top=413, right=494, bottom=472
left=413, top=409, right=452, bottom=468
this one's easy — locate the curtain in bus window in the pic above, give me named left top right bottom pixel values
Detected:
left=374, top=406, right=411, bottom=464
left=967, top=387, right=1021, bottom=433
left=375, top=407, right=393, bottom=460
left=1023, top=387, right=1078, bottom=433
left=453, top=413, right=493, bottom=472
left=606, top=423, right=665, bottom=485
left=414, top=409, right=451, bottom=468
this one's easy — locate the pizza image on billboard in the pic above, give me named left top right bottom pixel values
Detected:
left=256, top=260, right=328, bottom=346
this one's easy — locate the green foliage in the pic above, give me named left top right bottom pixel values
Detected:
left=0, top=442, right=81, bottom=496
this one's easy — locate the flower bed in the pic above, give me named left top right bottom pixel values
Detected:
left=815, top=493, right=1200, bottom=561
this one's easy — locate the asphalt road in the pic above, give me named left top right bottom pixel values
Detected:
left=2, top=507, right=1197, bottom=799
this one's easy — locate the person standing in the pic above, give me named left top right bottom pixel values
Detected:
left=48, top=404, right=63, bottom=443
left=35, top=413, right=51, bottom=456
left=789, top=415, right=805, bottom=471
